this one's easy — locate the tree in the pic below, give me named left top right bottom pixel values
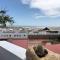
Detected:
left=33, top=45, right=48, bottom=57
left=0, top=10, right=14, bottom=27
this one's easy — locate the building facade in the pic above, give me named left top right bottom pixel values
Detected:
left=0, top=26, right=60, bottom=40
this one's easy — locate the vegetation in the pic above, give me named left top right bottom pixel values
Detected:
left=33, top=45, right=48, bottom=58
left=26, top=45, right=59, bottom=60
left=48, top=38, right=60, bottom=44
left=0, top=10, right=14, bottom=27
left=57, top=37, right=60, bottom=42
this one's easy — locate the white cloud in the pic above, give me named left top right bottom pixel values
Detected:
left=21, top=0, right=60, bottom=16
left=21, top=0, right=31, bottom=4
left=34, top=15, right=60, bottom=19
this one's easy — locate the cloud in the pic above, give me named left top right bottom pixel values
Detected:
left=21, top=0, right=60, bottom=16
left=34, top=13, right=60, bottom=19
left=21, top=0, right=31, bottom=4
left=35, top=15, right=60, bottom=19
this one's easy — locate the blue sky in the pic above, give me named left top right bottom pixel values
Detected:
left=0, top=0, right=60, bottom=27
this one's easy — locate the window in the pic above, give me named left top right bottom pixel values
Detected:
left=14, top=35, right=16, bottom=37
left=19, top=35, right=21, bottom=37
left=24, top=34, right=25, bottom=36
left=9, top=35, right=11, bottom=37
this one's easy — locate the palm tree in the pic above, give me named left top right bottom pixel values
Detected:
left=0, top=10, right=14, bottom=27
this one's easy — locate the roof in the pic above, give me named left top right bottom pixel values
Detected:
left=45, top=44, right=60, bottom=54
left=0, top=26, right=60, bottom=33
left=9, top=40, right=28, bottom=48
left=43, top=27, right=50, bottom=30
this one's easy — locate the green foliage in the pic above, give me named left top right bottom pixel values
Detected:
left=57, top=37, right=60, bottom=42
left=34, top=45, right=48, bottom=58
left=0, top=9, right=14, bottom=27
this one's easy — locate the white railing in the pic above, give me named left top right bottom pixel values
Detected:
left=0, top=41, right=26, bottom=60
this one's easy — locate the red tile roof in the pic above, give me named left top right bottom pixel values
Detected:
left=9, top=40, right=28, bottom=48
left=45, top=44, right=60, bottom=54
left=9, top=39, right=60, bottom=54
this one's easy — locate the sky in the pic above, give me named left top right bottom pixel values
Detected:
left=0, top=0, right=60, bottom=27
